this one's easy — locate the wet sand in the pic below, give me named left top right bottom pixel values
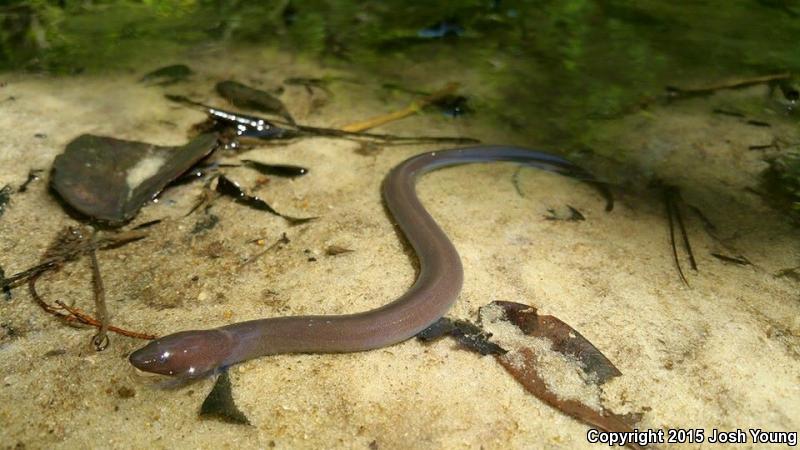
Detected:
left=0, top=47, right=798, bottom=449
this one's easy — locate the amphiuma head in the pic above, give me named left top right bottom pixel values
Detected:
left=129, top=329, right=233, bottom=378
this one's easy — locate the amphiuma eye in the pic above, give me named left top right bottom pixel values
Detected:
left=159, top=351, right=171, bottom=363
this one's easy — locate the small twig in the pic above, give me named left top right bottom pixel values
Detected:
left=664, top=189, right=690, bottom=287
left=710, top=253, right=752, bottom=266
left=687, top=205, right=716, bottom=232
left=89, top=229, right=109, bottom=350
left=29, top=273, right=71, bottom=320
left=55, top=300, right=157, bottom=340
left=672, top=197, right=698, bottom=271
left=2, top=260, right=58, bottom=290
left=512, top=166, right=525, bottom=197
left=1, top=230, right=147, bottom=291
left=185, top=180, right=216, bottom=217
left=666, top=73, right=792, bottom=99
left=340, top=82, right=460, bottom=132
left=166, top=94, right=478, bottom=145
left=290, top=122, right=478, bottom=144
left=241, top=233, right=290, bottom=266
left=28, top=272, right=157, bottom=340
left=19, top=229, right=157, bottom=342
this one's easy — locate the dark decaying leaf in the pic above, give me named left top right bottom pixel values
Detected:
left=417, top=317, right=505, bottom=356
left=325, top=245, right=353, bottom=256
left=417, top=302, right=642, bottom=449
left=485, top=301, right=642, bottom=450
left=165, top=95, right=296, bottom=142
left=139, top=64, right=193, bottom=86
left=775, top=267, right=800, bottom=282
left=241, top=159, right=308, bottom=178
left=18, top=169, right=42, bottom=192
left=710, top=253, right=751, bottom=266
left=497, top=348, right=643, bottom=450
left=0, top=184, right=11, bottom=218
left=192, top=211, right=220, bottom=234
left=0, top=264, right=10, bottom=300
left=490, top=301, right=621, bottom=384
left=131, top=219, right=163, bottom=230
left=216, top=80, right=295, bottom=125
left=215, top=175, right=316, bottom=225
left=51, top=134, right=218, bottom=225
left=544, top=205, right=585, bottom=222
left=416, top=317, right=455, bottom=341
left=199, top=370, right=251, bottom=425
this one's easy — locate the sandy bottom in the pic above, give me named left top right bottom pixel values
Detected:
left=0, top=47, right=798, bottom=449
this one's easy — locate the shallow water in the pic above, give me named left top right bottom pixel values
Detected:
left=0, top=2, right=799, bottom=449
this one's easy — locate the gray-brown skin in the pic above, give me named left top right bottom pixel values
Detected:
left=129, top=146, right=613, bottom=380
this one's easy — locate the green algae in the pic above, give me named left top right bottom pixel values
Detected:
left=2, top=0, right=800, bottom=217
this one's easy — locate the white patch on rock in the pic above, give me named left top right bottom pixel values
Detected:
left=126, top=153, right=166, bottom=195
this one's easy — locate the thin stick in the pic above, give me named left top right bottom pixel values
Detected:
left=54, top=300, right=157, bottom=340
left=1, top=231, right=147, bottom=290
left=289, top=122, right=478, bottom=144
left=672, top=194, right=698, bottom=271
left=166, top=94, right=478, bottom=145
left=241, top=233, right=290, bottom=266
left=29, top=273, right=71, bottom=320
left=667, top=73, right=791, bottom=98
left=28, top=265, right=157, bottom=340
left=89, top=229, right=109, bottom=350
left=512, top=166, right=525, bottom=197
left=664, top=190, right=690, bottom=287
left=341, top=82, right=460, bottom=132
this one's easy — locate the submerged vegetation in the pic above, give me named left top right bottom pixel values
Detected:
left=3, top=0, right=799, bottom=130
left=764, top=149, right=800, bottom=216
left=2, top=0, right=800, bottom=218
left=3, top=1, right=799, bottom=79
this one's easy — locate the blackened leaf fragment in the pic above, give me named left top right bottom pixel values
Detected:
left=450, top=321, right=506, bottom=356
left=216, top=80, right=295, bottom=125
left=417, top=317, right=456, bottom=341
left=215, top=175, right=316, bottom=225
left=746, top=120, right=771, bottom=128
left=199, top=370, right=251, bottom=425
left=0, top=264, right=10, bottom=300
left=710, top=253, right=752, bottom=266
left=18, top=169, right=42, bottom=192
left=192, top=211, right=220, bottom=234
left=432, top=95, right=471, bottom=117
left=241, top=160, right=308, bottom=178
left=775, top=267, right=800, bottom=282
left=131, top=219, right=163, bottom=230
left=51, top=134, right=218, bottom=225
left=663, top=184, right=697, bottom=287
left=567, top=206, right=585, bottom=221
left=417, top=20, right=464, bottom=38
left=491, top=301, right=621, bottom=383
left=0, top=185, right=11, bottom=218
left=417, top=317, right=505, bottom=355
left=712, top=108, right=746, bottom=117
left=325, top=245, right=353, bottom=256
left=140, top=64, right=193, bottom=86
left=169, top=162, right=239, bottom=187
left=544, top=205, right=585, bottom=221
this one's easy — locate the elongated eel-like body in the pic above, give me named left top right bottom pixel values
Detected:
left=129, top=146, right=612, bottom=378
